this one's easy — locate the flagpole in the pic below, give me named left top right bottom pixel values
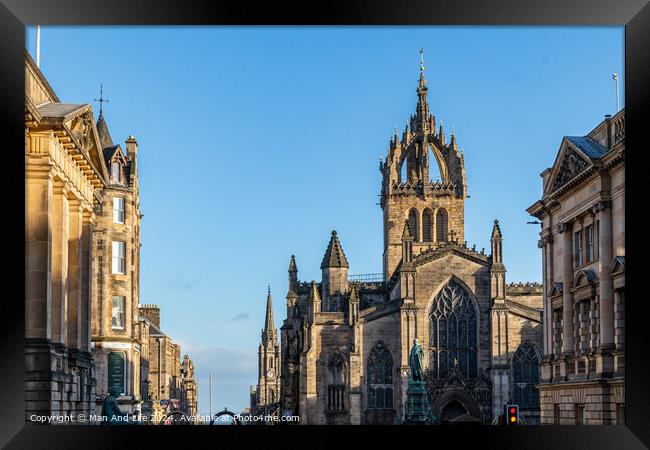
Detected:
left=36, top=26, right=41, bottom=68
left=209, top=372, right=212, bottom=422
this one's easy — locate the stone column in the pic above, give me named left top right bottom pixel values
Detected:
left=25, top=170, right=53, bottom=340
left=560, top=222, right=574, bottom=355
left=51, top=182, right=69, bottom=345
left=596, top=201, right=614, bottom=349
left=543, top=234, right=554, bottom=355
left=539, top=239, right=549, bottom=354
left=67, top=197, right=82, bottom=350
left=80, top=208, right=93, bottom=352
left=432, top=207, right=438, bottom=242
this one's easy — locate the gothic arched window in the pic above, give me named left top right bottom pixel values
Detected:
left=429, top=279, right=478, bottom=378
left=428, top=146, right=444, bottom=183
left=327, top=354, right=346, bottom=411
left=366, top=342, right=393, bottom=410
left=408, top=209, right=419, bottom=242
left=436, top=208, right=448, bottom=242
left=512, top=342, right=540, bottom=409
left=422, top=209, right=433, bottom=242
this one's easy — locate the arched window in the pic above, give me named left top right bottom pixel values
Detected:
left=428, top=146, right=444, bottom=183
left=408, top=209, right=419, bottom=242
left=399, top=157, right=408, bottom=183
left=422, top=209, right=433, bottom=242
left=327, top=354, right=346, bottom=411
left=512, top=343, right=540, bottom=409
left=429, top=279, right=478, bottom=378
left=111, top=160, right=121, bottom=182
left=366, top=342, right=393, bottom=410
left=436, top=208, right=448, bottom=242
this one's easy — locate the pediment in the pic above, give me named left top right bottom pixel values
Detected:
left=64, top=108, right=109, bottom=183
left=573, top=269, right=598, bottom=288
left=546, top=139, right=592, bottom=194
left=611, top=256, right=625, bottom=275
left=548, top=282, right=563, bottom=298
left=413, top=243, right=489, bottom=268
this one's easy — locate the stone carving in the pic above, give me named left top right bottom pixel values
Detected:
left=552, top=147, right=589, bottom=191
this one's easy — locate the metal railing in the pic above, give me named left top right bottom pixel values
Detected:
left=348, top=273, right=384, bottom=283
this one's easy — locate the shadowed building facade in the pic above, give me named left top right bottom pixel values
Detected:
left=528, top=109, right=625, bottom=425
left=25, top=51, right=106, bottom=419
left=24, top=51, right=197, bottom=422
left=271, top=55, right=544, bottom=425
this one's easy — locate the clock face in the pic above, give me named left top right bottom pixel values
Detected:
left=267, top=370, right=274, bottom=378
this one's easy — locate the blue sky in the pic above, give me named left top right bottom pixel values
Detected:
left=26, top=26, right=623, bottom=414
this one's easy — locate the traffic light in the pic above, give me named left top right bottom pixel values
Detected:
left=506, top=404, right=519, bottom=425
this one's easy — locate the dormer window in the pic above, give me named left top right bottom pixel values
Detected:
left=111, top=160, right=121, bottom=183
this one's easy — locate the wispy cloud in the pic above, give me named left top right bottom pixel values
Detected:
left=229, top=313, right=249, bottom=321
left=167, top=274, right=197, bottom=291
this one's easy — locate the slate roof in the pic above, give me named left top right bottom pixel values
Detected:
left=37, top=102, right=87, bottom=119
left=96, top=113, right=114, bottom=149
left=321, top=230, right=349, bottom=269
left=565, top=136, right=607, bottom=159
left=102, top=145, right=119, bottom=163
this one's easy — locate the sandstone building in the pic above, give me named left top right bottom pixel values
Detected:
left=527, top=109, right=625, bottom=425
left=139, top=304, right=197, bottom=419
left=260, top=55, right=545, bottom=424
left=90, top=103, right=145, bottom=415
left=25, top=51, right=104, bottom=419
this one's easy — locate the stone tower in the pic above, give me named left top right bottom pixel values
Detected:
left=379, top=50, right=468, bottom=280
left=320, top=230, right=350, bottom=311
left=256, top=286, right=281, bottom=408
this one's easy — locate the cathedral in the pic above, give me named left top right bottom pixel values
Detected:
left=254, top=54, right=544, bottom=424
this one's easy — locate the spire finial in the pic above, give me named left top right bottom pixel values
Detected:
left=418, top=48, right=426, bottom=90
left=420, top=48, right=424, bottom=74
left=268, top=283, right=271, bottom=295
left=94, top=82, right=109, bottom=116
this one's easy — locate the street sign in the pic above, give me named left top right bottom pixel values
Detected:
left=107, top=351, right=125, bottom=395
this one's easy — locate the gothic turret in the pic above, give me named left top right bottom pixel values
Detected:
left=490, top=220, right=507, bottom=300
left=321, top=230, right=349, bottom=309
left=308, top=280, right=322, bottom=321
left=288, top=254, right=298, bottom=293
left=348, top=284, right=360, bottom=325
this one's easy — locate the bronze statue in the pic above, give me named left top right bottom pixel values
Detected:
left=409, top=338, right=425, bottom=381
left=101, top=385, right=128, bottom=424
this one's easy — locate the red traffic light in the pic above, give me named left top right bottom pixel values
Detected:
left=505, top=404, right=519, bottom=425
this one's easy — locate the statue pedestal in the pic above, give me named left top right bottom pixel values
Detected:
left=404, top=381, right=429, bottom=424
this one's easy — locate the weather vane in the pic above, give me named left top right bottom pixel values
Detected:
left=94, top=83, right=109, bottom=115
left=420, top=48, right=424, bottom=72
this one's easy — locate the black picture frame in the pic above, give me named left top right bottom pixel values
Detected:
left=1, top=0, right=648, bottom=448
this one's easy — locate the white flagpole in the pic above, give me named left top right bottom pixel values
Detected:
left=36, top=26, right=41, bottom=68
